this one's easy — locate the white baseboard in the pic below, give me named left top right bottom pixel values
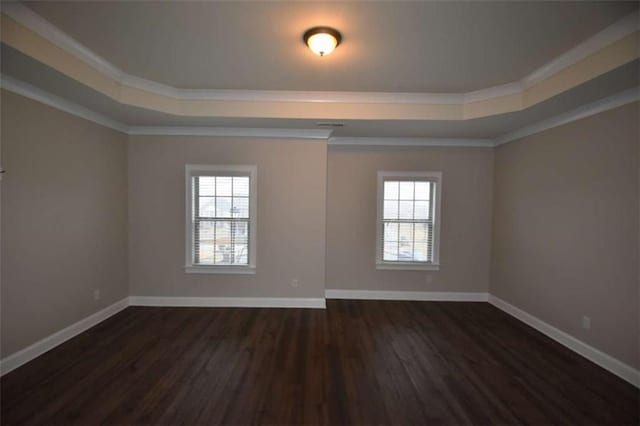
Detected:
left=0, top=297, right=129, bottom=376
left=6, top=292, right=634, bottom=389
left=325, top=289, right=489, bottom=302
left=129, top=296, right=326, bottom=309
left=488, top=295, right=640, bottom=388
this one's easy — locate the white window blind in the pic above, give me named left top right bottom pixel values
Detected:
left=185, top=165, right=257, bottom=273
left=376, top=172, right=442, bottom=270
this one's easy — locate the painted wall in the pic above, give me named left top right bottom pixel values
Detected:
left=326, top=145, right=494, bottom=293
left=2, top=88, right=637, bottom=377
left=490, top=102, right=640, bottom=369
left=0, top=90, right=129, bottom=358
left=127, top=136, right=327, bottom=299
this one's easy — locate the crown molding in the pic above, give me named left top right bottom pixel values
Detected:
left=0, top=73, right=128, bottom=133
left=496, top=87, right=640, bottom=146
left=0, top=74, right=333, bottom=140
left=522, top=10, right=640, bottom=88
left=463, top=82, right=523, bottom=104
left=129, top=126, right=332, bottom=139
left=2, top=3, right=638, bottom=107
left=120, top=73, right=466, bottom=104
left=0, top=2, right=123, bottom=82
left=2, top=74, right=637, bottom=146
left=329, top=137, right=495, bottom=148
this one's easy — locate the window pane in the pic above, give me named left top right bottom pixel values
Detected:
left=215, top=196, right=232, bottom=217
left=415, top=223, right=429, bottom=242
left=196, top=221, right=215, bottom=264
left=215, top=221, right=231, bottom=244
left=384, top=181, right=399, bottom=200
left=383, top=241, right=398, bottom=261
left=398, top=223, right=414, bottom=243
left=414, top=242, right=429, bottom=261
left=233, top=177, right=250, bottom=196
left=190, top=170, right=254, bottom=268
left=234, top=244, right=248, bottom=264
left=399, top=182, right=414, bottom=200
left=232, top=197, right=249, bottom=218
left=199, top=177, right=216, bottom=196
left=198, top=196, right=215, bottom=217
left=198, top=243, right=215, bottom=264
left=215, top=244, right=231, bottom=264
left=383, top=200, right=399, bottom=219
left=399, top=201, right=413, bottom=219
left=378, top=177, right=437, bottom=265
left=415, top=182, right=430, bottom=200
left=384, top=222, right=398, bottom=242
left=216, top=177, right=232, bottom=196
left=197, top=220, right=215, bottom=241
left=231, top=222, right=248, bottom=244
left=398, top=239, right=414, bottom=261
left=414, top=201, right=429, bottom=220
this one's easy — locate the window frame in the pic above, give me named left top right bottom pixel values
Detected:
left=185, top=164, right=257, bottom=274
left=375, top=171, right=442, bottom=271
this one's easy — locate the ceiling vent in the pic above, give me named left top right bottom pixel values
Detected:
left=316, top=122, right=344, bottom=128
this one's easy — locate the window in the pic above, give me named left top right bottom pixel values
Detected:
left=185, top=165, right=257, bottom=274
left=376, top=171, right=442, bottom=270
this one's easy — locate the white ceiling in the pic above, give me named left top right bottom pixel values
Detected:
left=22, top=1, right=638, bottom=93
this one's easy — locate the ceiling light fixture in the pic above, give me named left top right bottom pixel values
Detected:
left=303, top=27, right=342, bottom=57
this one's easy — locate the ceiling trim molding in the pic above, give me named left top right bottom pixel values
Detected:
left=128, top=126, right=332, bottom=139
left=463, top=82, right=523, bottom=104
left=496, top=87, right=640, bottom=146
left=2, top=2, right=638, bottom=106
left=120, top=73, right=466, bottom=105
left=0, top=74, right=332, bottom=140
left=522, top=10, right=640, bottom=88
left=0, top=1, right=123, bottom=82
left=329, top=137, right=495, bottom=148
left=2, top=74, right=637, bottom=147
left=0, top=73, right=128, bottom=133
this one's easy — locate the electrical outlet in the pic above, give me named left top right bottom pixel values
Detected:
left=582, top=316, right=591, bottom=330
left=291, top=278, right=299, bottom=288
left=93, top=289, right=101, bottom=302
left=425, top=274, right=433, bottom=284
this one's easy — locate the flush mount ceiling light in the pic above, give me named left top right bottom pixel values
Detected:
left=303, top=27, right=342, bottom=57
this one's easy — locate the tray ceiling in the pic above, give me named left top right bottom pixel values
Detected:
left=22, top=1, right=637, bottom=93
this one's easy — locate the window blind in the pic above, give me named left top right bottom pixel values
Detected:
left=192, top=175, right=251, bottom=266
left=381, top=180, right=435, bottom=263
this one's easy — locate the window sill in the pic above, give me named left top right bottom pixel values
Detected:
left=185, top=265, right=256, bottom=275
left=376, top=262, right=440, bottom=271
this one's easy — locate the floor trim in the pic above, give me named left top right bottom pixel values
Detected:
left=129, top=296, right=326, bottom=309
left=0, top=298, right=129, bottom=376
left=488, top=295, right=640, bottom=388
left=3, top=293, right=636, bottom=389
left=325, top=289, right=489, bottom=302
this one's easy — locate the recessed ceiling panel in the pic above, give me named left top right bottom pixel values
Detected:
left=23, top=1, right=638, bottom=93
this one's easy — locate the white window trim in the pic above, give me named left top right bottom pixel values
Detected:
left=375, top=171, right=442, bottom=271
left=185, top=164, right=257, bottom=274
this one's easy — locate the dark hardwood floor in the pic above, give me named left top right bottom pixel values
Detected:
left=1, top=301, right=638, bottom=425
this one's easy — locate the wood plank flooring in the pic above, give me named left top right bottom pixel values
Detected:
left=1, top=301, right=638, bottom=425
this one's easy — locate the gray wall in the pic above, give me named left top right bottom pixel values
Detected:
left=326, top=145, right=494, bottom=293
left=1, top=90, right=129, bottom=358
left=490, top=102, right=640, bottom=369
left=128, top=136, right=327, bottom=299
left=2, top=90, right=638, bottom=374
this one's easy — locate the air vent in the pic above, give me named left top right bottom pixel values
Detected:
left=316, top=122, right=344, bottom=128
